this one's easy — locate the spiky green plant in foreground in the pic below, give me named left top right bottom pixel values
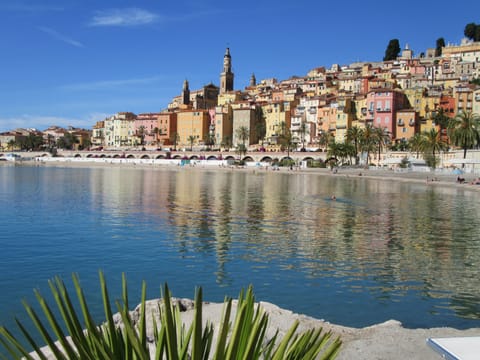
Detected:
left=0, top=272, right=341, bottom=359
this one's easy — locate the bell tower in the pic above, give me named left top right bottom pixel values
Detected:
left=220, top=47, right=234, bottom=94
left=182, top=79, right=190, bottom=105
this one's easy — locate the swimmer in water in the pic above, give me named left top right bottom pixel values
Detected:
left=331, top=195, right=336, bottom=200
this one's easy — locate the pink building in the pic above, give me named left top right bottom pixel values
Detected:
left=135, top=113, right=161, bottom=146
left=365, top=89, right=406, bottom=139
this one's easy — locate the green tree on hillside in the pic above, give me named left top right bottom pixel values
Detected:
left=435, top=37, right=445, bottom=57
left=57, top=132, right=78, bottom=150
left=464, top=22, right=480, bottom=41
left=383, top=39, right=401, bottom=61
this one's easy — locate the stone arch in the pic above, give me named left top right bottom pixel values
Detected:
left=74, top=153, right=82, bottom=158
left=173, top=154, right=183, bottom=159
left=189, top=155, right=199, bottom=160
left=207, top=155, right=218, bottom=160
left=86, top=154, right=93, bottom=158
left=260, top=156, right=273, bottom=163
left=126, top=154, right=135, bottom=159
left=141, top=154, right=150, bottom=159
left=280, top=156, right=293, bottom=163
left=224, top=155, right=235, bottom=161
left=302, top=157, right=315, bottom=162
left=156, top=154, right=166, bottom=159
left=113, top=154, right=121, bottom=158
left=242, top=156, right=254, bottom=163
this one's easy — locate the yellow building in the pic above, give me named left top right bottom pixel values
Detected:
left=352, top=96, right=367, bottom=129
left=419, top=95, right=440, bottom=133
left=403, top=88, right=425, bottom=114
left=217, top=91, right=242, bottom=106
left=176, top=110, right=210, bottom=149
left=335, top=97, right=354, bottom=142
left=214, top=105, right=233, bottom=148
left=262, top=101, right=291, bottom=144
left=104, top=112, right=136, bottom=148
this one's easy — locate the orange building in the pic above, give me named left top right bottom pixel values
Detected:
left=395, top=109, right=418, bottom=143
left=158, top=112, right=177, bottom=146
left=176, top=110, right=211, bottom=149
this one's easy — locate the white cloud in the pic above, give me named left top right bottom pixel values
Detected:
left=89, top=8, right=159, bottom=27
left=38, top=26, right=84, bottom=48
left=60, top=76, right=164, bottom=91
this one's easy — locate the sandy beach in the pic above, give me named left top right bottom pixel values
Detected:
left=9, top=158, right=480, bottom=359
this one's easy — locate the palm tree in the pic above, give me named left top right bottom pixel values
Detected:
left=408, top=133, right=424, bottom=159
left=187, top=135, right=196, bottom=151
left=279, top=128, right=295, bottom=159
left=236, top=126, right=249, bottom=148
left=373, top=127, right=390, bottom=163
left=299, top=122, right=309, bottom=150
left=221, top=135, right=232, bottom=150
left=137, top=126, right=146, bottom=146
left=326, top=139, right=340, bottom=167
left=170, top=132, right=180, bottom=151
left=152, top=127, right=159, bottom=145
left=317, top=131, right=333, bottom=152
left=360, top=124, right=376, bottom=165
left=7, top=139, right=16, bottom=151
left=204, top=133, right=216, bottom=150
left=346, top=126, right=363, bottom=165
left=433, top=108, right=451, bottom=143
left=448, top=110, right=480, bottom=163
left=421, top=128, right=447, bottom=169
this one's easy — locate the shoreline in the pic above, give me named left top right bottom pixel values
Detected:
left=31, top=298, right=480, bottom=360
left=7, top=157, right=480, bottom=193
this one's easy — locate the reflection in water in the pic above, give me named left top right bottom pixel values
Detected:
left=154, top=169, right=480, bottom=327
left=1, top=166, right=480, bottom=329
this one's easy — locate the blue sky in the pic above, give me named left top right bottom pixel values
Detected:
left=1, top=1, right=479, bottom=132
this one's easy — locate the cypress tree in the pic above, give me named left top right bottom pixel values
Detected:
left=383, top=39, right=401, bottom=61
left=435, top=37, right=445, bottom=57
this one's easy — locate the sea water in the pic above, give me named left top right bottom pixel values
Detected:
left=1, top=165, right=480, bottom=336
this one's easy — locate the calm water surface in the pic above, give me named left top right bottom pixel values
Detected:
left=1, top=165, right=480, bottom=334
